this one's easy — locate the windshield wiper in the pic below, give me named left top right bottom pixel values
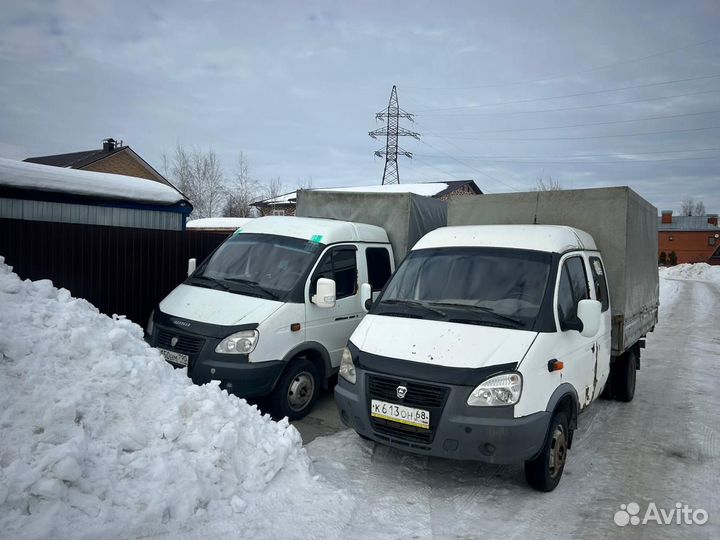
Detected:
left=189, top=275, right=229, bottom=291
left=378, top=299, right=446, bottom=318
left=223, top=278, right=280, bottom=300
left=427, top=302, right=522, bottom=327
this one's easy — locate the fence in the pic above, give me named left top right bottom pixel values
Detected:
left=0, top=218, right=228, bottom=325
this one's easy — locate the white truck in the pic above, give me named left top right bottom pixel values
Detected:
left=146, top=192, right=445, bottom=419
left=335, top=187, right=659, bottom=491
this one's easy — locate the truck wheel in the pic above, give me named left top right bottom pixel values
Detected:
left=524, top=411, right=569, bottom=492
left=272, top=358, right=320, bottom=420
left=611, top=349, right=637, bottom=402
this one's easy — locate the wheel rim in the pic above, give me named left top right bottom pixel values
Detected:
left=287, top=371, right=315, bottom=412
left=548, top=424, right=567, bottom=479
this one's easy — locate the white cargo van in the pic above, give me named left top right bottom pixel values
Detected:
left=335, top=188, right=658, bottom=491
left=146, top=216, right=395, bottom=419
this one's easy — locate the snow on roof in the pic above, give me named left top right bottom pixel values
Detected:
left=0, top=257, right=346, bottom=538
left=186, top=217, right=254, bottom=229
left=0, top=157, right=186, bottom=206
left=259, top=183, right=451, bottom=205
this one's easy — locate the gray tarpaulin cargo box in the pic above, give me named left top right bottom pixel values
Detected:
left=449, top=187, right=659, bottom=356
left=296, top=190, right=447, bottom=265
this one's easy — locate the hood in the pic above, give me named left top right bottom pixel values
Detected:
left=350, top=314, right=537, bottom=369
left=159, top=284, right=283, bottom=326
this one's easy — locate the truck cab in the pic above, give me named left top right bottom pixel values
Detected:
left=336, top=225, right=633, bottom=491
left=146, top=216, right=394, bottom=419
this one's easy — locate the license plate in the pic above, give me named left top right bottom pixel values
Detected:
left=371, top=399, right=430, bottom=429
left=159, top=348, right=188, bottom=367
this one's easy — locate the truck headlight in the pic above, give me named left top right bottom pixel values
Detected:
left=467, top=372, right=522, bottom=407
left=339, top=347, right=356, bottom=384
left=215, top=330, right=259, bottom=354
left=146, top=310, right=155, bottom=337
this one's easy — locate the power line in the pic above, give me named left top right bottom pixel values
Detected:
left=412, top=147, right=720, bottom=160
left=404, top=34, right=720, bottom=91
left=413, top=154, right=720, bottom=165
left=416, top=88, right=720, bottom=117
left=424, top=125, right=720, bottom=141
left=413, top=74, right=720, bottom=112
left=417, top=138, right=521, bottom=191
left=424, top=109, right=720, bottom=134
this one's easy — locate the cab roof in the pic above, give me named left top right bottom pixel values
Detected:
left=413, top=225, right=597, bottom=253
left=237, top=216, right=389, bottom=245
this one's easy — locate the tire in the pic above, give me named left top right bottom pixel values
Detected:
left=271, top=358, right=320, bottom=420
left=524, top=411, right=569, bottom=492
left=611, top=349, right=637, bottom=402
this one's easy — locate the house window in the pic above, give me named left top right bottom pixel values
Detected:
left=709, top=236, right=717, bottom=246
left=272, top=209, right=285, bottom=216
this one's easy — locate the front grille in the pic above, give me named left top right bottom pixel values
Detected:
left=157, top=328, right=205, bottom=355
left=367, top=374, right=449, bottom=445
left=372, top=420, right=433, bottom=445
left=368, top=375, right=447, bottom=407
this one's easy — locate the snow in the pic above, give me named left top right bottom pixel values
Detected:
left=0, top=158, right=185, bottom=206
left=2, top=260, right=719, bottom=539
left=186, top=217, right=253, bottom=229
left=0, top=258, right=346, bottom=539
left=261, top=183, right=451, bottom=205
left=659, top=262, right=720, bottom=283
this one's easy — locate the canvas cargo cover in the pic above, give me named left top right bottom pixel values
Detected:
left=296, top=190, right=447, bottom=265
left=449, top=187, right=659, bottom=355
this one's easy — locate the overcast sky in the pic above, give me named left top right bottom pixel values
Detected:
left=1, top=0, right=718, bottom=212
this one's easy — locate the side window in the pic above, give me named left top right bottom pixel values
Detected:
left=366, top=247, right=392, bottom=292
left=566, top=256, right=589, bottom=302
left=311, top=247, right=358, bottom=300
left=557, top=268, right=575, bottom=324
left=589, top=257, right=609, bottom=312
left=557, top=256, right=589, bottom=326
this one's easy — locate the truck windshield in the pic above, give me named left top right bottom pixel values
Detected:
left=375, top=247, right=552, bottom=330
left=189, top=233, right=323, bottom=300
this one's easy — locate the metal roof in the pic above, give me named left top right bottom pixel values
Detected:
left=658, top=215, right=719, bottom=231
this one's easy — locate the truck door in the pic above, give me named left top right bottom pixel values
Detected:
left=306, top=245, right=363, bottom=367
left=588, top=255, right=612, bottom=399
left=555, top=254, right=596, bottom=408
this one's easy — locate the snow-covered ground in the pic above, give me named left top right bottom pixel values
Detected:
left=1, top=260, right=718, bottom=539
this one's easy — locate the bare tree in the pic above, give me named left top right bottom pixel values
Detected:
left=263, top=177, right=285, bottom=200
left=168, top=144, right=226, bottom=218
left=534, top=174, right=563, bottom=191
left=223, top=152, right=261, bottom=217
left=297, top=176, right=314, bottom=190
left=681, top=197, right=706, bottom=216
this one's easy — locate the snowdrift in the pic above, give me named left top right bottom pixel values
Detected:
left=659, top=262, right=720, bottom=283
left=0, top=258, right=343, bottom=539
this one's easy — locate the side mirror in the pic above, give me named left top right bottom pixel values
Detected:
left=360, top=283, right=372, bottom=312
left=187, top=258, right=197, bottom=277
left=577, top=299, right=601, bottom=338
left=312, top=278, right=336, bottom=308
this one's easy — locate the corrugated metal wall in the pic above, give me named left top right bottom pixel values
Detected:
left=0, top=218, right=227, bottom=325
left=0, top=197, right=184, bottom=230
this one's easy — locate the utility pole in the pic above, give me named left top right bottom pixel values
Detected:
left=369, top=85, right=420, bottom=185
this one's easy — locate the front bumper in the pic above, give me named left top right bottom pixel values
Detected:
left=146, top=320, right=283, bottom=398
left=335, top=368, right=550, bottom=464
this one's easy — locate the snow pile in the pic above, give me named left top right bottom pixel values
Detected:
left=659, top=262, right=720, bottom=284
left=0, top=258, right=341, bottom=539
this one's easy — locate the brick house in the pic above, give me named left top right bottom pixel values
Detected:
left=24, top=138, right=181, bottom=194
left=253, top=180, right=482, bottom=217
left=658, top=210, right=720, bottom=264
